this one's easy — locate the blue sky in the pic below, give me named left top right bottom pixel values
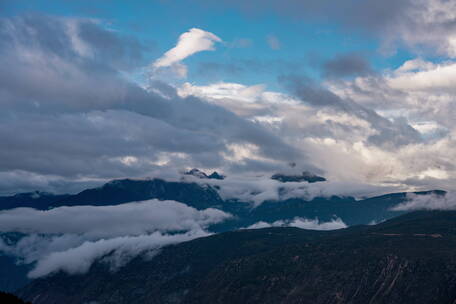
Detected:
left=2, top=0, right=415, bottom=89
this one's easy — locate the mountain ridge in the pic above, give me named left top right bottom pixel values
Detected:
left=18, top=211, right=456, bottom=304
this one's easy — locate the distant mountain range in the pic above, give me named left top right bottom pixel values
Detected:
left=0, top=176, right=444, bottom=228
left=0, top=173, right=447, bottom=297
left=19, top=211, right=456, bottom=304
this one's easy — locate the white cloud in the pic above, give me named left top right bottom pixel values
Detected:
left=0, top=199, right=231, bottom=277
left=27, top=230, right=207, bottom=278
left=388, top=60, right=456, bottom=92
left=195, top=173, right=395, bottom=206
left=391, top=192, right=456, bottom=211
left=178, top=78, right=454, bottom=195
left=246, top=217, right=347, bottom=230
left=153, top=28, right=222, bottom=77
left=0, top=199, right=230, bottom=237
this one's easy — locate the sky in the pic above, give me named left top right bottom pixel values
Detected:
left=1, top=0, right=456, bottom=196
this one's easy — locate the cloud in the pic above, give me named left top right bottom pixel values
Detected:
left=246, top=217, right=347, bottom=230
left=323, top=58, right=456, bottom=190
left=152, top=28, right=222, bottom=77
left=0, top=15, right=308, bottom=194
left=177, top=76, right=453, bottom=193
left=27, top=231, right=207, bottom=278
left=280, top=74, right=422, bottom=147
left=0, top=199, right=231, bottom=237
left=391, top=192, right=456, bottom=211
left=207, top=0, right=456, bottom=58
left=0, top=199, right=231, bottom=277
left=1, top=13, right=455, bottom=197
left=388, top=60, right=456, bottom=93
left=191, top=173, right=397, bottom=206
left=267, top=34, right=280, bottom=50
left=323, top=53, right=373, bottom=78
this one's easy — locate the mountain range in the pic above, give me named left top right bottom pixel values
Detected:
left=0, top=172, right=449, bottom=302
left=18, top=211, right=456, bottom=304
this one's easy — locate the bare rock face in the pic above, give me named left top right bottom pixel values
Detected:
left=19, top=211, right=456, bottom=304
left=185, top=168, right=225, bottom=180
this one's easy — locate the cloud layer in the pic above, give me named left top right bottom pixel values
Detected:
left=0, top=15, right=304, bottom=195
left=1, top=9, right=456, bottom=199
left=246, top=217, right=347, bottom=230
left=0, top=200, right=231, bottom=278
left=391, top=192, right=456, bottom=211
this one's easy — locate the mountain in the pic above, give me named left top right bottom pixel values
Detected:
left=185, top=168, right=225, bottom=180
left=0, top=179, right=224, bottom=211
left=2, top=178, right=438, bottom=228
left=56, top=178, right=224, bottom=210
left=18, top=211, right=456, bottom=304
left=214, top=190, right=445, bottom=231
left=0, top=291, right=30, bottom=304
left=0, top=176, right=445, bottom=294
left=0, top=192, right=70, bottom=211
left=0, top=255, right=30, bottom=294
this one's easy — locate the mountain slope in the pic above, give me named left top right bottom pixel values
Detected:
left=2, top=178, right=443, bottom=293
left=19, top=211, right=456, bottom=304
left=0, top=291, right=31, bottom=304
left=0, top=192, right=70, bottom=211
left=0, top=179, right=224, bottom=211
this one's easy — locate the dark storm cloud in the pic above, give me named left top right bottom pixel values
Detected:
left=322, top=53, right=373, bottom=79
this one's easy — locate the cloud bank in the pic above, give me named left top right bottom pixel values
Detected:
left=0, top=200, right=231, bottom=278
left=245, top=217, right=347, bottom=230
left=391, top=192, right=456, bottom=211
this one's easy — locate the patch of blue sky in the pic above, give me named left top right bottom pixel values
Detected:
left=2, top=0, right=426, bottom=91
